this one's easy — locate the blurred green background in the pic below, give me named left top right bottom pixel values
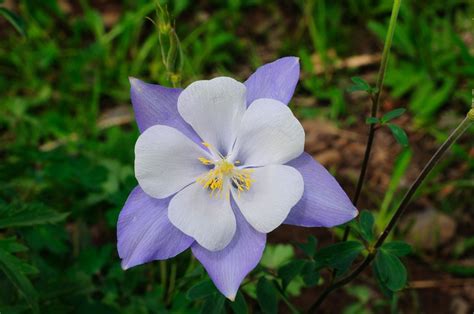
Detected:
left=0, top=0, right=473, bottom=313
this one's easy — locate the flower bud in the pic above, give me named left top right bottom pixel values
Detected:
left=154, top=4, right=183, bottom=87
left=166, top=30, right=183, bottom=83
left=468, top=108, right=474, bottom=121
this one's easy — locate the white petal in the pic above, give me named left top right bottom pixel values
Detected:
left=232, top=165, right=304, bottom=233
left=168, top=183, right=236, bottom=251
left=177, top=77, right=246, bottom=156
left=230, top=98, right=304, bottom=166
left=135, top=125, right=209, bottom=198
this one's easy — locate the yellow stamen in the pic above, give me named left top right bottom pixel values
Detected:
left=202, top=142, right=225, bottom=159
left=198, top=157, right=213, bottom=165
left=196, top=155, right=254, bottom=197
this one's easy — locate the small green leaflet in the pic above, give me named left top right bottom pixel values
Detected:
left=381, top=241, right=412, bottom=257
left=186, top=279, right=217, bottom=300
left=387, top=124, right=409, bottom=146
left=347, top=76, right=373, bottom=93
left=381, top=108, right=406, bottom=123
left=296, top=235, right=317, bottom=258
left=0, top=202, right=68, bottom=229
left=278, top=259, right=305, bottom=290
left=256, top=277, right=278, bottom=314
left=229, top=291, right=248, bottom=314
left=0, top=248, right=39, bottom=313
left=260, top=244, right=294, bottom=269
left=315, top=241, right=365, bottom=275
left=373, top=249, right=408, bottom=292
left=358, top=210, right=375, bottom=242
left=200, top=293, right=225, bottom=314
left=366, top=108, right=406, bottom=126
left=300, top=260, right=320, bottom=286
left=0, top=237, right=28, bottom=253
left=366, top=117, right=380, bottom=124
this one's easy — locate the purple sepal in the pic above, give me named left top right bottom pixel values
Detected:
left=129, top=77, right=201, bottom=144
left=285, top=153, right=358, bottom=227
left=192, top=200, right=266, bottom=300
left=244, top=57, right=300, bottom=106
left=117, top=186, right=194, bottom=270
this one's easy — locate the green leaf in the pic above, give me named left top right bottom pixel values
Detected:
left=347, top=85, right=367, bottom=93
left=379, top=149, right=412, bottom=222
left=285, top=275, right=305, bottom=296
left=296, top=235, right=317, bottom=258
left=381, top=108, right=406, bottom=123
left=200, top=293, right=225, bottom=314
left=0, top=237, right=28, bottom=253
left=387, top=124, right=409, bottom=146
left=186, top=279, right=217, bottom=300
left=0, top=248, right=38, bottom=313
left=366, top=117, right=380, bottom=124
left=256, top=277, right=278, bottom=314
left=351, top=76, right=370, bottom=87
left=0, top=7, right=26, bottom=36
left=347, top=76, right=371, bottom=92
left=278, top=259, right=305, bottom=290
left=372, top=262, right=393, bottom=299
left=229, top=291, right=248, bottom=314
left=300, top=260, right=320, bottom=287
left=374, top=250, right=407, bottom=291
left=382, top=241, right=412, bottom=257
left=0, top=203, right=68, bottom=229
left=346, top=285, right=372, bottom=304
left=442, top=263, right=474, bottom=277
left=76, top=245, right=113, bottom=275
left=315, top=241, right=365, bottom=275
left=358, top=210, right=375, bottom=242
left=0, top=240, right=38, bottom=275
left=260, top=244, right=294, bottom=269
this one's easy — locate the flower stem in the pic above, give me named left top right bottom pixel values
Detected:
left=310, top=111, right=473, bottom=313
left=166, top=262, right=177, bottom=305
left=374, top=113, right=473, bottom=248
left=342, top=0, right=402, bottom=242
left=160, top=260, right=167, bottom=301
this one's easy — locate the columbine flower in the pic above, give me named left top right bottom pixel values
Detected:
left=117, top=57, right=358, bottom=300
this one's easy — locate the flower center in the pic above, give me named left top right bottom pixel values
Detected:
left=197, top=143, right=254, bottom=197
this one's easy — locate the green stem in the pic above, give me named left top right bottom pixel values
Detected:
left=166, top=262, right=177, bottom=305
left=373, top=114, right=472, bottom=248
left=160, top=260, right=167, bottom=301
left=280, top=291, right=300, bottom=314
left=342, top=0, right=402, bottom=242
left=305, top=0, right=329, bottom=76
left=310, top=112, right=473, bottom=313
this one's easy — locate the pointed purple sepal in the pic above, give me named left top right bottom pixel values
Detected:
left=285, top=153, right=358, bottom=227
left=192, top=201, right=266, bottom=300
left=244, top=57, right=300, bottom=106
left=129, top=78, right=201, bottom=144
left=117, top=186, right=194, bottom=269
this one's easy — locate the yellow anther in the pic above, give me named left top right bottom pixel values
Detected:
left=201, top=142, right=225, bottom=159
left=196, top=156, right=255, bottom=197
left=198, top=157, right=213, bottom=165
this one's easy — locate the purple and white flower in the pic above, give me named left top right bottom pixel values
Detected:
left=117, top=57, right=358, bottom=300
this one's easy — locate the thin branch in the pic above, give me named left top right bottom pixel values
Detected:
left=342, top=0, right=402, bottom=241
